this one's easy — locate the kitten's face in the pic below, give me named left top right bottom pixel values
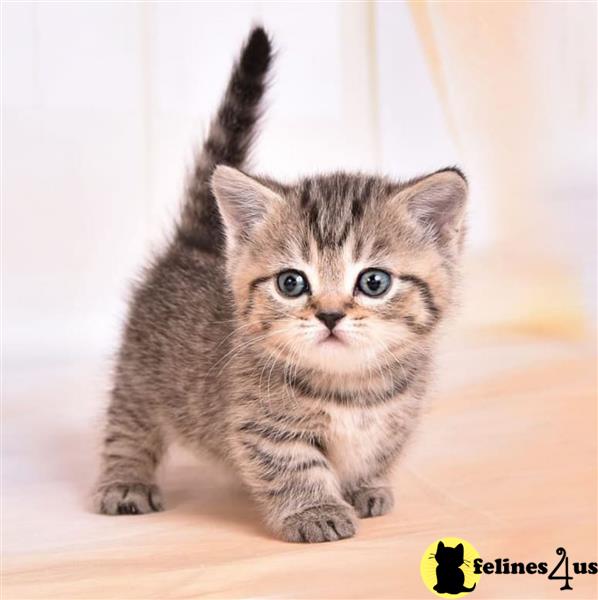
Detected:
left=213, top=169, right=466, bottom=374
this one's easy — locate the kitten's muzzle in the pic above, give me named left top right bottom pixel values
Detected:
left=315, top=311, right=345, bottom=331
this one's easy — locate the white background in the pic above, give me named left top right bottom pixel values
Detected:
left=2, top=2, right=595, bottom=364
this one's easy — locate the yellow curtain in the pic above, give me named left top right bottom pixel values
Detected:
left=409, top=1, right=595, bottom=339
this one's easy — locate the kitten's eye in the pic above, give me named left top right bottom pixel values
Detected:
left=356, top=269, right=391, bottom=297
left=276, top=270, right=309, bottom=298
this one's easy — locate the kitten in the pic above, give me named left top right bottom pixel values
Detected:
left=433, top=541, right=477, bottom=594
left=94, top=26, right=467, bottom=543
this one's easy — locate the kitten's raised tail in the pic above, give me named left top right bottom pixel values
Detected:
left=177, top=26, right=273, bottom=252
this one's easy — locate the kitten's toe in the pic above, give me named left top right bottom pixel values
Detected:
left=349, top=486, right=394, bottom=518
left=95, top=483, right=163, bottom=515
left=279, top=503, right=357, bottom=543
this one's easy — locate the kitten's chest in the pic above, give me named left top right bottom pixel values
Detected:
left=324, top=403, right=398, bottom=483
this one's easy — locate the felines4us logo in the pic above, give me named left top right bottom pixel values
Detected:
left=420, top=537, right=597, bottom=596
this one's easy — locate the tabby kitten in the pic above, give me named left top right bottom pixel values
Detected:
left=94, top=27, right=467, bottom=543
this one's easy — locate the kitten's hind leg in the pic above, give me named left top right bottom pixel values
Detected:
left=345, top=477, right=394, bottom=519
left=94, top=389, right=165, bottom=515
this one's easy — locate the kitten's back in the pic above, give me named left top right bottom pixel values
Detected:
left=112, top=27, right=275, bottom=456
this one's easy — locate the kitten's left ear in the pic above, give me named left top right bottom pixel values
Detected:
left=397, top=169, right=468, bottom=253
left=211, top=165, right=283, bottom=244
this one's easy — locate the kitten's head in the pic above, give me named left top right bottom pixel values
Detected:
left=212, top=166, right=467, bottom=374
left=435, top=541, right=465, bottom=567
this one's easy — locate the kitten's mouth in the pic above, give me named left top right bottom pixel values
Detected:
left=319, top=332, right=347, bottom=346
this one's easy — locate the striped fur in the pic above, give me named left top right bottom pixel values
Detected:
left=94, top=27, right=468, bottom=543
left=177, top=26, right=272, bottom=253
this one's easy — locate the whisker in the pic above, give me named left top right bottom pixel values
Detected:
left=210, top=327, right=294, bottom=377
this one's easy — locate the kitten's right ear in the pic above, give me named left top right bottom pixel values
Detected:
left=211, top=165, right=282, bottom=244
left=437, top=541, right=445, bottom=551
left=395, top=169, right=468, bottom=255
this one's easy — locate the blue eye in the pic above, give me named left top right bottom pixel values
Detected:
left=357, top=269, right=391, bottom=297
left=277, top=270, right=309, bottom=297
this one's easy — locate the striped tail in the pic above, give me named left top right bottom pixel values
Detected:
left=177, top=26, right=273, bottom=252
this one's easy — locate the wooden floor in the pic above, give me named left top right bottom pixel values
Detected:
left=2, top=336, right=596, bottom=599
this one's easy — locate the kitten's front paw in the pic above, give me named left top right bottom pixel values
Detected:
left=349, top=486, right=394, bottom=518
left=280, top=504, right=357, bottom=543
left=95, top=482, right=163, bottom=515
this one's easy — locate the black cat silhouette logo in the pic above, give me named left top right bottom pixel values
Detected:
left=420, top=537, right=481, bottom=597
